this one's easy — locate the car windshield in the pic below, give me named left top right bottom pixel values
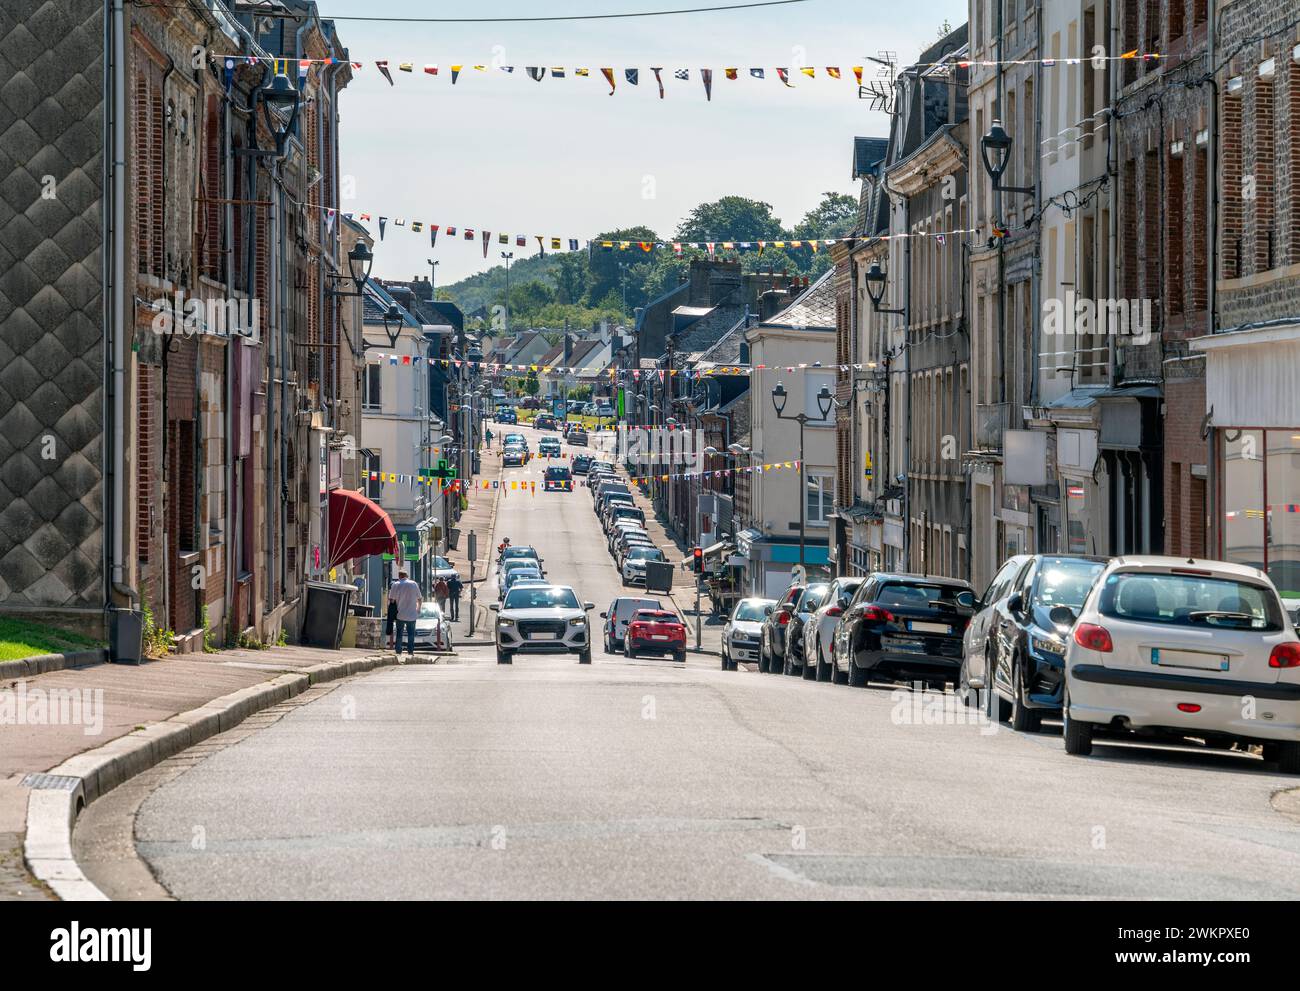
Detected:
left=1032, top=558, right=1105, bottom=610
left=634, top=611, right=677, bottom=623
left=418, top=603, right=442, bottom=619
left=800, top=584, right=829, bottom=611
left=503, top=548, right=538, bottom=560
left=835, top=579, right=864, bottom=605
left=876, top=581, right=974, bottom=611
left=733, top=601, right=771, bottom=622
left=431, top=557, right=450, bottom=570
left=1098, top=572, right=1284, bottom=630
left=627, top=547, right=662, bottom=561
left=505, top=587, right=580, bottom=610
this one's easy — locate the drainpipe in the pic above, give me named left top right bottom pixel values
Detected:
left=903, top=196, right=913, bottom=572
left=106, top=0, right=139, bottom=615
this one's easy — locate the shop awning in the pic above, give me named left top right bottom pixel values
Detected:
left=701, top=540, right=732, bottom=559
left=328, top=489, right=398, bottom=568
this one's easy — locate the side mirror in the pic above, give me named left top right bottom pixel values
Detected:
left=764, top=606, right=773, bottom=616
left=489, top=604, right=500, bottom=612
left=584, top=602, right=595, bottom=611
left=1048, top=605, right=1077, bottom=630
left=779, top=602, right=795, bottom=614
left=1007, top=593, right=1024, bottom=615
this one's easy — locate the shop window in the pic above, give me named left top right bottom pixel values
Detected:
left=1065, top=483, right=1089, bottom=554
left=1266, top=431, right=1300, bottom=597
left=1221, top=430, right=1264, bottom=572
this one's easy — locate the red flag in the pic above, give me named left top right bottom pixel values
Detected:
left=600, top=68, right=616, bottom=94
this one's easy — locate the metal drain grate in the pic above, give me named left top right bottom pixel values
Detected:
left=20, top=773, right=81, bottom=791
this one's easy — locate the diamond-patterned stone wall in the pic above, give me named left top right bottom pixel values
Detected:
left=0, top=1, right=105, bottom=608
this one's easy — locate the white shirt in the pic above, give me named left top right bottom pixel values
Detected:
left=390, top=579, right=422, bottom=623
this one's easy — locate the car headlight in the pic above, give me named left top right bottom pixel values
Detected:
left=568, top=617, right=586, bottom=627
left=1030, top=633, right=1065, bottom=657
left=498, top=618, right=515, bottom=628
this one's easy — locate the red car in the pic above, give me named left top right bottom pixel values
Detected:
left=624, top=609, right=687, bottom=662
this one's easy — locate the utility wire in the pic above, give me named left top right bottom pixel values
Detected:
left=131, top=0, right=813, bottom=22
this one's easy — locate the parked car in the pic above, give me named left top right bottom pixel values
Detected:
left=535, top=413, right=557, bottom=431
left=495, top=407, right=517, bottom=424
left=428, top=555, right=460, bottom=585
left=805, top=577, right=865, bottom=681
left=571, top=455, right=595, bottom=475
left=498, top=545, right=543, bottom=572
left=624, top=608, right=687, bottom=661
left=783, top=582, right=830, bottom=677
left=606, top=504, right=645, bottom=533
left=722, top=597, right=774, bottom=671
left=503, top=432, right=528, bottom=448
left=413, top=601, right=454, bottom=652
left=502, top=444, right=528, bottom=467
left=621, top=545, right=665, bottom=586
left=616, top=537, right=657, bottom=567
left=543, top=465, right=573, bottom=491
left=1060, top=556, right=1300, bottom=773
left=599, top=596, right=663, bottom=652
left=759, top=584, right=805, bottom=674
left=961, top=555, right=1032, bottom=699
left=492, top=584, right=595, bottom=664
left=538, top=437, right=562, bottom=457
left=596, top=403, right=615, bottom=418
left=966, top=554, right=1107, bottom=730
left=566, top=426, right=589, bottom=446
left=833, top=574, right=976, bottom=688
left=498, top=565, right=543, bottom=601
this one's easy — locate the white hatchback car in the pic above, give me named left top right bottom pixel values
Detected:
left=1061, top=556, right=1300, bottom=772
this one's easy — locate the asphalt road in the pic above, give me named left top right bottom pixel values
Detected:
left=80, top=423, right=1300, bottom=899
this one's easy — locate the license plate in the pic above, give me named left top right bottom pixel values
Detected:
left=908, top=621, right=949, bottom=634
left=1151, top=648, right=1228, bottom=671
left=530, top=632, right=558, bottom=640
left=651, top=634, right=669, bottom=640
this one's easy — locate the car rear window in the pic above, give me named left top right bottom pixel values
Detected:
left=1098, top=571, right=1284, bottom=631
left=634, top=610, right=677, bottom=622
left=545, top=467, right=571, bottom=480
left=1032, top=559, right=1105, bottom=610
left=799, top=584, right=829, bottom=611
left=876, top=582, right=974, bottom=610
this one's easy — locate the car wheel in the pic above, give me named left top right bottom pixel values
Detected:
left=801, top=650, right=817, bottom=680
left=579, top=647, right=592, bottom=665
left=816, top=644, right=833, bottom=683
left=674, top=650, right=687, bottom=663
left=847, top=658, right=868, bottom=687
left=1271, top=741, right=1300, bottom=774
left=1009, top=659, right=1042, bottom=733
left=625, top=644, right=636, bottom=659
left=759, top=637, right=771, bottom=673
left=496, top=648, right=513, bottom=665
left=1061, top=686, right=1093, bottom=756
left=958, top=654, right=973, bottom=707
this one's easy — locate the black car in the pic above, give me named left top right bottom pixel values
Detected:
left=759, top=584, right=805, bottom=674
left=832, top=574, right=976, bottom=688
left=543, top=465, right=573, bottom=491
left=971, top=554, right=1108, bottom=731
left=782, top=582, right=830, bottom=677
left=571, top=455, right=594, bottom=475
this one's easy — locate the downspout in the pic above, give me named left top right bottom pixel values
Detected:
left=1108, top=0, right=1120, bottom=385
left=903, top=196, right=912, bottom=572
left=1205, top=2, right=1219, bottom=556
left=107, top=0, right=139, bottom=613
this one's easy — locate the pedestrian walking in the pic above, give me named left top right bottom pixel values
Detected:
left=434, top=575, right=450, bottom=615
left=447, top=573, right=463, bottom=621
left=390, top=570, right=421, bottom=655
left=384, top=588, right=399, bottom=650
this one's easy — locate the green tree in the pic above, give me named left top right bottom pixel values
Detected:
left=791, top=191, right=859, bottom=240
left=674, top=195, right=785, bottom=242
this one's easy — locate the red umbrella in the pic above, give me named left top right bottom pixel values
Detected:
left=328, top=489, right=398, bottom=568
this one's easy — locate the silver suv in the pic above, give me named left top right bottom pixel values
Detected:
left=492, top=584, right=595, bottom=665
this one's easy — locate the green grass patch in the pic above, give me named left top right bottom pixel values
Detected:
left=0, top=618, right=102, bottom=662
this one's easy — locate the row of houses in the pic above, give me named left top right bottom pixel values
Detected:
left=0, top=0, right=475, bottom=650
left=482, top=325, right=633, bottom=403
left=632, top=0, right=1300, bottom=603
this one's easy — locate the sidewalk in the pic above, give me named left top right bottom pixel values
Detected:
left=442, top=443, right=502, bottom=644
left=0, top=642, right=396, bottom=900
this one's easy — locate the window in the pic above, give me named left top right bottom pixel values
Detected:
left=806, top=474, right=832, bottom=525
left=1099, top=571, right=1282, bottom=631
left=365, top=452, right=382, bottom=501
left=363, top=364, right=382, bottom=410
left=804, top=369, right=836, bottom=423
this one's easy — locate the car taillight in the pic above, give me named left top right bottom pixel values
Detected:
left=862, top=605, right=894, bottom=624
left=1269, top=642, right=1300, bottom=668
left=826, top=606, right=843, bottom=617
left=1074, top=623, right=1113, bottom=652
left=777, top=611, right=791, bottom=625
left=1176, top=703, right=1201, bottom=713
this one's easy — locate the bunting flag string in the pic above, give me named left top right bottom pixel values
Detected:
left=322, top=201, right=975, bottom=253
left=625, top=459, right=802, bottom=485
left=217, top=51, right=1164, bottom=100
left=370, top=352, right=884, bottom=380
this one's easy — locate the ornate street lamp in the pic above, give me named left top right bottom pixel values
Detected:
left=979, top=119, right=1034, bottom=196
left=256, top=68, right=301, bottom=159
left=864, top=262, right=904, bottom=315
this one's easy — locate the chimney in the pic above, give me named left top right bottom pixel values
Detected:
left=759, top=288, right=789, bottom=322
left=413, top=276, right=433, bottom=302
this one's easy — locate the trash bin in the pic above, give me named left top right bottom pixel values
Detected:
left=301, top=581, right=355, bottom=649
left=349, top=602, right=376, bottom=617
left=447, top=527, right=461, bottom=551
left=110, top=609, right=145, bottom=665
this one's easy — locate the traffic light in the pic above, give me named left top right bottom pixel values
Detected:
left=692, top=546, right=703, bottom=573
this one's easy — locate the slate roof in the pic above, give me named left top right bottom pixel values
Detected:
left=761, top=268, right=836, bottom=331
left=853, top=136, right=889, bottom=179
left=694, top=316, right=750, bottom=367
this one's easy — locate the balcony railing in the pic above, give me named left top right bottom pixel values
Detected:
left=975, top=403, right=1009, bottom=451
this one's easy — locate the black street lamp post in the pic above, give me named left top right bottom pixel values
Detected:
left=979, top=119, right=1035, bottom=196
left=771, top=382, right=834, bottom=572
left=864, top=262, right=905, bottom=315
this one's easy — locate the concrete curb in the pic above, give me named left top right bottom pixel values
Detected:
left=0, top=648, right=109, bottom=682
left=23, top=650, right=396, bottom=901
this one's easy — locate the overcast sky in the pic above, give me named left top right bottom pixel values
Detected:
left=330, top=0, right=967, bottom=285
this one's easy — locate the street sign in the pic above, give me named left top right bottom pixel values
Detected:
left=429, top=458, right=455, bottom=480
left=467, top=531, right=477, bottom=563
